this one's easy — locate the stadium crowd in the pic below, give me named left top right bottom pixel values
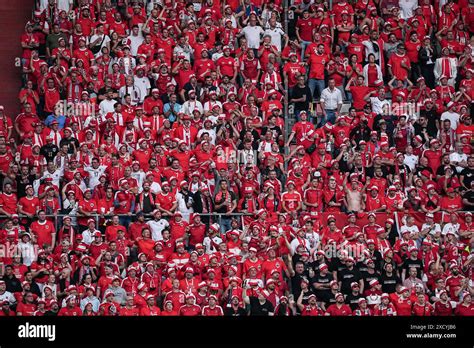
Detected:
left=0, top=0, right=472, bottom=316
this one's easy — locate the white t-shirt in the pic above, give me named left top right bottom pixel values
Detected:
left=84, top=165, right=107, bottom=190
left=399, top=0, right=418, bottom=19
left=81, top=229, right=98, bottom=245
left=99, top=99, right=117, bottom=116
left=421, top=222, right=442, bottom=236
left=182, top=100, right=203, bottom=116
left=203, top=100, right=222, bottom=113
left=241, top=25, right=264, bottom=49
left=203, top=235, right=223, bottom=254
left=442, top=222, right=460, bottom=236
left=176, top=192, right=194, bottom=222
left=370, top=97, right=391, bottom=115
left=41, top=169, right=62, bottom=188
left=147, top=219, right=170, bottom=241
left=211, top=52, right=224, bottom=62
left=399, top=224, right=419, bottom=238
left=290, top=237, right=311, bottom=254
left=150, top=182, right=162, bottom=194
left=264, top=27, right=285, bottom=51
left=89, top=34, right=111, bottom=57
left=127, top=33, right=144, bottom=57
left=440, top=111, right=460, bottom=130
left=449, top=152, right=467, bottom=173
left=131, top=171, right=146, bottom=193
left=18, top=241, right=35, bottom=266
left=134, top=78, right=151, bottom=103
left=403, top=154, right=419, bottom=171
left=0, top=291, right=16, bottom=305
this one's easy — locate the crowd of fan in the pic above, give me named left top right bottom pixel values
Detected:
left=0, top=0, right=472, bottom=316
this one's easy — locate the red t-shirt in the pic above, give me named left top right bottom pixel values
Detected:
left=326, top=303, right=352, bottom=316
left=281, top=191, right=302, bottom=211
left=30, top=220, right=55, bottom=247
left=217, top=56, right=236, bottom=78
left=349, top=85, right=369, bottom=110
left=0, top=193, right=18, bottom=215
left=58, top=306, right=82, bottom=316
left=296, top=17, right=315, bottom=42
left=202, top=305, right=224, bottom=316
left=156, top=192, right=176, bottom=211
left=388, top=53, right=410, bottom=81
left=455, top=303, right=474, bottom=316
left=179, top=304, right=201, bottom=316
left=394, top=297, right=412, bottom=316
left=405, top=40, right=421, bottom=63
left=308, top=53, right=329, bottom=80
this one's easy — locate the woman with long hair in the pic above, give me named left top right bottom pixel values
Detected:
left=363, top=53, right=383, bottom=88
left=82, top=302, right=97, bottom=316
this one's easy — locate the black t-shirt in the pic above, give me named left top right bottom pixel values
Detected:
left=361, top=271, right=381, bottom=291
left=349, top=125, right=371, bottom=143
left=414, top=165, right=433, bottom=178
left=249, top=297, right=274, bottom=316
left=291, top=273, right=309, bottom=299
left=298, top=289, right=316, bottom=309
left=346, top=292, right=364, bottom=311
left=373, top=114, right=397, bottom=135
left=402, top=258, right=424, bottom=279
left=380, top=272, right=402, bottom=293
left=291, top=84, right=311, bottom=111
left=461, top=167, right=474, bottom=187
left=367, top=251, right=383, bottom=271
left=311, top=272, right=333, bottom=302
left=16, top=174, right=36, bottom=199
left=2, top=275, right=22, bottom=293
left=40, top=144, right=59, bottom=162
left=182, top=83, right=201, bottom=100
left=419, top=109, right=439, bottom=137
left=462, top=190, right=474, bottom=211
left=224, top=306, right=247, bottom=316
left=328, top=257, right=346, bottom=274
left=97, top=87, right=118, bottom=99
left=338, top=267, right=362, bottom=295
left=436, top=164, right=457, bottom=177
left=413, top=122, right=429, bottom=138
left=260, top=166, right=284, bottom=183
left=214, top=190, right=237, bottom=213
left=322, top=291, right=338, bottom=308
left=59, top=137, right=80, bottom=154
left=261, top=125, right=283, bottom=142
left=355, top=261, right=368, bottom=274
left=366, top=166, right=392, bottom=179
left=238, top=131, right=260, bottom=149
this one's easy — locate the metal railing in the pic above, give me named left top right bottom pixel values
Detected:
left=283, top=0, right=290, bottom=173
left=6, top=210, right=466, bottom=234
left=4, top=212, right=257, bottom=234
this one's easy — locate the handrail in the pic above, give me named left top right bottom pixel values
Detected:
left=2, top=212, right=258, bottom=235
left=283, top=0, right=290, bottom=173
left=4, top=210, right=470, bottom=222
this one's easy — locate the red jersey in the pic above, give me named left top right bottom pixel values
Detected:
left=30, top=220, right=55, bottom=248
left=201, top=305, right=224, bottom=316
left=388, top=53, right=410, bottom=81
left=308, top=53, right=329, bottom=80
left=179, top=304, right=201, bottom=316
left=325, top=303, right=352, bottom=316
left=281, top=191, right=302, bottom=212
